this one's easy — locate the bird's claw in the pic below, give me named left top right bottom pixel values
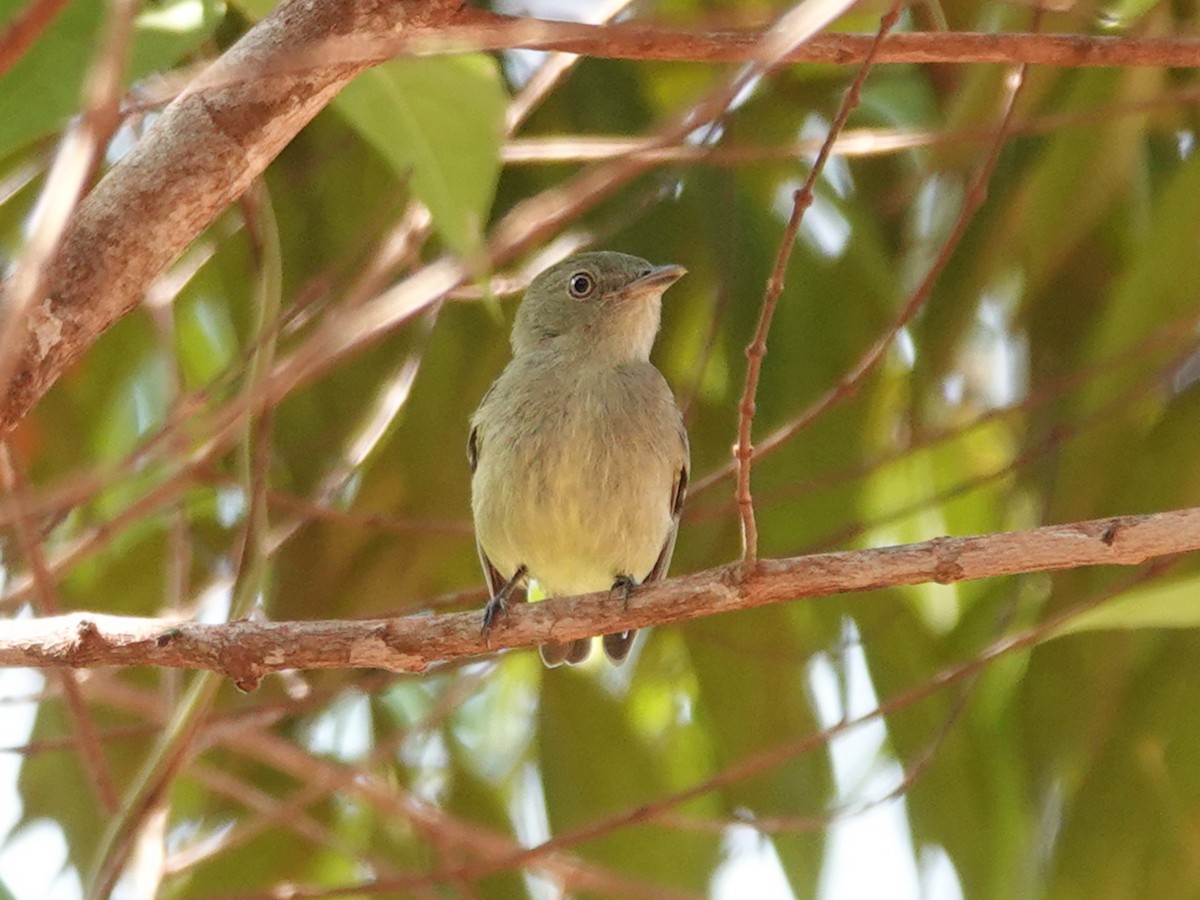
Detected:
left=481, top=595, right=506, bottom=635
left=611, top=574, right=636, bottom=609
left=481, top=564, right=527, bottom=644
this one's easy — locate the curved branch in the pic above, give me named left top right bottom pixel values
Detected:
left=4, top=507, right=1197, bottom=687
left=0, top=0, right=464, bottom=436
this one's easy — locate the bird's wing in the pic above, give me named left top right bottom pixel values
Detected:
left=646, top=433, right=689, bottom=584
left=467, top=423, right=480, bottom=473
left=476, top=539, right=508, bottom=599
left=468, top=422, right=507, bottom=597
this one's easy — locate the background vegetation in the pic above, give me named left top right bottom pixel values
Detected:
left=3, top=0, right=1200, bottom=897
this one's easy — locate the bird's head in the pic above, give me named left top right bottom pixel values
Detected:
left=511, top=251, right=686, bottom=362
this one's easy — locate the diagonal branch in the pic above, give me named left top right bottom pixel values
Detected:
left=734, top=2, right=901, bottom=565
left=0, top=0, right=465, bottom=437
left=3, top=507, right=1197, bottom=685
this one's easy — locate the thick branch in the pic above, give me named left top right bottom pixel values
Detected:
left=0, top=0, right=464, bottom=436
left=4, top=508, right=1196, bottom=686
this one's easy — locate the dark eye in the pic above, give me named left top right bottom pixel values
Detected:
left=567, top=272, right=596, bottom=299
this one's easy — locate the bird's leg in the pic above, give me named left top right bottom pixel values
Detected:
left=602, top=574, right=639, bottom=663
left=611, top=574, right=637, bottom=608
left=482, top=564, right=528, bottom=635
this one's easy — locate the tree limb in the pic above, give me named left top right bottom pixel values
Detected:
left=476, top=22, right=1200, bottom=68
left=0, top=0, right=465, bottom=436
left=3, top=507, right=1196, bottom=687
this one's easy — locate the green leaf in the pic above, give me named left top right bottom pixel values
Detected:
left=1043, top=635, right=1200, bottom=900
left=686, top=613, right=831, bottom=900
left=1052, top=575, right=1200, bottom=636
left=538, top=672, right=717, bottom=892
left=0, top=0, right=226, bottom=159
left=334, top=56, right=506, bottom=256
left=443, top=755, right=526, bottom=900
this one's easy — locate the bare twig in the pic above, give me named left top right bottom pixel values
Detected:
left=4, top=506, right=1198, bottom=676
left=0, top=0, right=72, bottom=79
left=734, top=3, right=902, bottom=565
left=703, top=16, right=1036, bottom=499
left=690, top=306, right=1200, bottom=522
left=182, top=19, right=1200, bottom=78
left=0, top=443, right=119, bottom=813
left=443, top=18, right=1200, bottom=69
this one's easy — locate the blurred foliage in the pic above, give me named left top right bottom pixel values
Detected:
left=3, top=0, right=1200, bottom=897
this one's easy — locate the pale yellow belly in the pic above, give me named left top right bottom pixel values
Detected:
left=475, top=440, right=673, bottom=596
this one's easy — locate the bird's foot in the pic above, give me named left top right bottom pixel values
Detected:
left=481, top=564, right=527, bottom=638
left=610, top=574, right=637, bottom=609
left=603, top=574, right=639, bottom=663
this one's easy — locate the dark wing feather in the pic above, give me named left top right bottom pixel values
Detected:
left=476, top=540, right=507, bottom=600
left=646, top=424, right=689, bottom=583
left=645, top=462, right=686, bottom=583
left=468, top=422, right=506, bottom=597
left=467, top=425, right=480, bottom=473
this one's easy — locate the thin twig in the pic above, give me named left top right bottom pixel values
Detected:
left=0, top=0, right=72, bottom=79
left=705, top=10, right=1038, bottom=500
left=734, top=3, right=904, bottom=565
left=190, top=20, right=1200, bottom=80
left=690, top=305, right=1200, bottom=520
left=0, top=443, right=119, bottom=813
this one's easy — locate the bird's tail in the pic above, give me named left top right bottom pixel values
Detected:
left=601, top=630, right=636, bottom=663
left=539, top=638, right=592, bottom=667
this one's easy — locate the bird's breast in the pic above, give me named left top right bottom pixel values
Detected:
left=472, top=362, right=680, bottom=596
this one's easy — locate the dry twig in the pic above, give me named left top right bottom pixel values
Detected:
left=3, top=507, right=1196, bottom=682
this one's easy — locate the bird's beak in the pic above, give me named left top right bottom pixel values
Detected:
left=630, top=263, right=687, bottom=295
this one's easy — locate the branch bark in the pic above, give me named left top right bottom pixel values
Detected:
left=0, top=0, right=465, bottom=436
left=485, top=24, right=1200, bottom=68
left=4, top=507, right=1196, bottom=687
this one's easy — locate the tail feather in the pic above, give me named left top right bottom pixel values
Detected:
left=602, top=629, right=637, bottom=663
left=540, top=638, right=592, bottom=667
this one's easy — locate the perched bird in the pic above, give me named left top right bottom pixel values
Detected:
left=468, top=251, right=690, bottom=666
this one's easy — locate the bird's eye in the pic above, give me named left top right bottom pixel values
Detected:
left=567, top=272, right=596, bottom=300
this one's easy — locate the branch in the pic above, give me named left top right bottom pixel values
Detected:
left=0, top=0, right=464, bottom=436
left=193, top=20, right=1200, bottom=75
left=486, top=25, right=1200, bottom=68
left=4, top=508, right=1197, bottom=687
left=734, top=3, right=901, bottom=564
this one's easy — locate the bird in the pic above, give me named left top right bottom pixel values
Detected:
left=468, top=251, right=690, bottom=666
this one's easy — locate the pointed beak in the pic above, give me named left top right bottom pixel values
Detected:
left=630, top=263, right=687, bottom=295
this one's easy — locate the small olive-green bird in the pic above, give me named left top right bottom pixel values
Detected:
left=469, top=251, right=690, bottom=666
